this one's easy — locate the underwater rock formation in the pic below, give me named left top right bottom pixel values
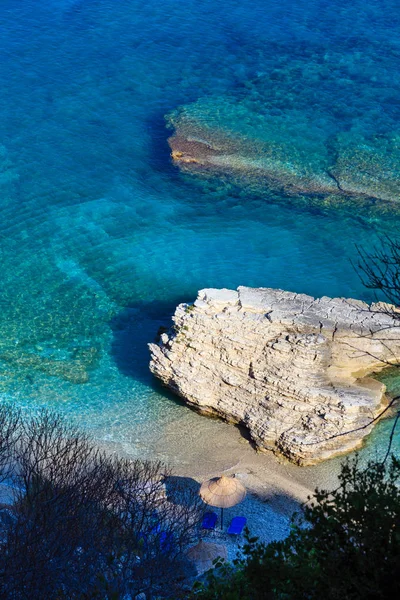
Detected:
left=0, top=344, right=99, bottom=385
left=167, top=99, right=400, bottom=203
left=330, top=134, right=400, bottom=202
left=149, top=287, right=400, bottom=465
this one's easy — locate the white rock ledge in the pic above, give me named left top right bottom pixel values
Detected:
left=149, top=287, right=400, bottom=465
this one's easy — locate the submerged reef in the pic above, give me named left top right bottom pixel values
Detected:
left=149, top=287, right=400, bottom=465
left=167, top=44, right=400, bottom=203
left=0, top=345, right=99, bottom=385
left=168, top=102, right=400, bottom=203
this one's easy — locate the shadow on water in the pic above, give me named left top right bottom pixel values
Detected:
left=145, top=111, right=177, bottom=176
left=109, top=299, right=190, bottom=406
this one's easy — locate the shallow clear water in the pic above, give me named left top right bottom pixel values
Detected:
left=0, top=0, right=399, bottom=467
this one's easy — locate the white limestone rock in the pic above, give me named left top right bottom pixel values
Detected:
left=149, top=287, right=400, bottom=465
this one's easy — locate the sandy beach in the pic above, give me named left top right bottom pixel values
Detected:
left=101, top=408, right=344, bottom=550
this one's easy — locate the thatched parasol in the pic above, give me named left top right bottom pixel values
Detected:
left=186, top=540, right=227, bottom=575
left=199, top=475, right=246, bottom=528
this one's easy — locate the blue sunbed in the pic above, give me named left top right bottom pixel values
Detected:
left=227, top=516, right=247, bottom=535
left=150, top=522, right=162, bottom=535
left=159, top=530, right=174, bottom=552
left=201, top=511, right=218, bottom=530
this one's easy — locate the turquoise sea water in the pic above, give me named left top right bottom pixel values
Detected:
left=0, top=0, right=399, bottom=466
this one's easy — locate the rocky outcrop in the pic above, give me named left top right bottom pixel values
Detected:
left=149, top=287, right=400, bottom=465
left=167, top=101, right=400, bottom=203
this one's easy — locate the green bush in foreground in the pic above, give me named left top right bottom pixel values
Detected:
left=193, top=456, right=400, bottom=600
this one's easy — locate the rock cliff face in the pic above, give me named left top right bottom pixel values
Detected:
left=149, top=287, right=400, bottom=465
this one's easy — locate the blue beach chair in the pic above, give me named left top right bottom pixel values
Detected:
left=150, top=522, right=162, bottom=535
left=201, top=511, right=218, bottom=530
left=159, top=530, right=174, bottom=553
left=227, top=516, right=247, bottom=535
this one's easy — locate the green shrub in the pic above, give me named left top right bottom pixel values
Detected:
left=193, top=456, right=400, bottom=600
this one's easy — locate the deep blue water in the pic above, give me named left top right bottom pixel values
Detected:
left=0, top=0, right=399, bottom=464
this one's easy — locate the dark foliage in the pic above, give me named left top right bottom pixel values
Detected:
left=193, top=456, right=400, bottom=600
left=0, top=406, right=202, bottom=599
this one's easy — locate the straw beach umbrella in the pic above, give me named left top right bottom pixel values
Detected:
left=199, top=475, right=246, bottom=529
left=186, top=540, right=227, bottom=575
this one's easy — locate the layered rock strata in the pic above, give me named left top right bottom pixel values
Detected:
left=149, top=287, right=400, bottom=465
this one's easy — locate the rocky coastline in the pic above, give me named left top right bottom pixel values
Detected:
left=149, top=287, right=400, bottom=465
